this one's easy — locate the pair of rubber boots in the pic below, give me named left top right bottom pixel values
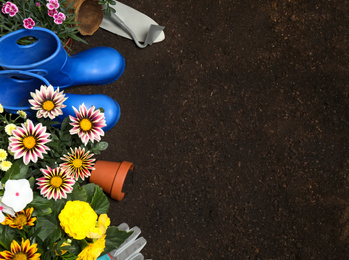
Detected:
left=0, top=27, right=125, bottom=131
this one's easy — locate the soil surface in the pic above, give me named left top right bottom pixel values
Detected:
left=68, top=0, right=349, bottom=259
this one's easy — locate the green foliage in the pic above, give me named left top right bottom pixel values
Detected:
left=0, top=109, right=132, bottom=258
left=89, top=185, right=110, bottom=214
left=0, top=0, right=85, bottom=43
left=103, top=227, right=133, bottom=254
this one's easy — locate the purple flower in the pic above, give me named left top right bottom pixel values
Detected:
left=23, top=18, right=35, bottom=29
left=46, top=0, right=59, bottom=10
left=36, top=2, right=41, bottom=7
left=2, top=2, right=18, bottom=17
left=53, top=12, right=66, bottom=24
left=47, top=8, right=57, bottom=17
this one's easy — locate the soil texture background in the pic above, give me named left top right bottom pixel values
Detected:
left=68, top=0, right=349, bottom=259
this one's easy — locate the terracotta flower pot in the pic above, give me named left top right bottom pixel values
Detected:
left=66, top=0, right=103, bottom=36
left=63, top=37, right=72, bottom=51
left=89, top=161, right=133, bottom=201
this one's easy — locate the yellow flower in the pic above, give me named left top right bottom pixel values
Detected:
left=77, top=235, right=106, bottom=260
left=54, top=241, right=71, bottom=256
left=0, top=149, right=7, bottom=161
left=58, top=201, right=97, bottom=240
left=0, top=103, right=3, bottom=113
left=0, top=238, right=41, bottom=259
left=2, top=207, right=36, bottom=229
left=5, top=123, right=16, bottom=136
left=88, top=214, right=110, bottom=239
left=17, top=110, right=27, bottom=119
left=0, top=161, right=12, bottom=171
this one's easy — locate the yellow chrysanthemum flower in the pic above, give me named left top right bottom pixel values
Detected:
left=5, top=123, right=16, bottom=136
left=0, top=103, right=3, bottom=113
left=58, top=201, right=98, bottom=240
left=17, top=110, right=27, bottom=119
left=88, top=214, right=110, bottom=239
left=0, top=161, right=12, bottom=171
left=0, top=149, right=7, bottom=161
left=77, top=235, right=106, bottom=260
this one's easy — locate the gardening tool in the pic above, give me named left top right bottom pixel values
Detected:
left=0, top=27, right=125, bottom=89
left=107, top=223, right=149, bottom=260
left=100, top=1, right=165, bottom=48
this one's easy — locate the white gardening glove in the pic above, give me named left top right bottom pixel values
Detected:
left=107, top=223, right=151, bottom=260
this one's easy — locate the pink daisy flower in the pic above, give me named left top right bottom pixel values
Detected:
left=46, top=0, right=59, bottom=10
left=53, top=12, right=66, bottom=24
left=28, top=85, right=67, bottom=119
left=36, top=166, right=75, bottom=200
left=23, top=18, right=35, bottom=29
left=69, top=103, right=106, bottom=146
left=60, top=147, right=95, bottom=181
left=8, top=120, right=51, bottom=165
left=47, top=8, right=57, bottom=17
left=2, top=2, right=18, bottom=17
left=1, top=2, right=11, bottom=14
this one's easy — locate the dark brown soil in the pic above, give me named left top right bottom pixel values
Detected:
left=68, top=0, right=349, bottom=259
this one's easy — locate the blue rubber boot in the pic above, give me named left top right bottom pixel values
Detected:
left=56, top=93, right=121, bottom=132
left=0, top=70, right=120, bottom=131
left=0, top=27, right=125, bottom=89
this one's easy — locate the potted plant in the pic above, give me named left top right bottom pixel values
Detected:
left=0, top=85, right=133, bottom=259
left=0, top=0, right=116, bottom=46
left=0, top=0, right=83, bottom=47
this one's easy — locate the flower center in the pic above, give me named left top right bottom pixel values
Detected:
left=23, top=136, right=36, bottom=149
left=13, top=252, right=28, bottom=260
left=50, top=176, right=63, bottom=188
left=80, top=119, right=92, bottom=131
left=73, top=158, right=83, bottom=168
left=42, top=100, right=55, bottom=111
left=13, top=214, right=28, bottom=226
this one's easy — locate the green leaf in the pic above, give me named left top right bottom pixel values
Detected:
left=66, top=183, right=87, bottom=202
left=51, top=199, right=67, bottom=217
left=0, top=225, right=19, bottom=250
left=103, top=227, right=133, bottom=254
left=60, top=117, right=70, bottom=131
left=82, top=183, right=97, bottom=203
left=90, top=185, right=109, bottom=214
left=61, top=133, right=71, bottom=142
left=35, top=214, right=63, bottom=246
left=94, top=141, right=109, bottom=151
left=2, top=160, right=27, bottom=182
left=28, top=192, right=53, bottom=216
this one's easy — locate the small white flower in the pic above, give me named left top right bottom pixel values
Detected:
left=2, top=179, right=33, bottom=212
left=0, top=161, right=12, bottom=171
left=5, top=123, right=17, bottom=136
left=0, top=199, right=16, bottom=223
